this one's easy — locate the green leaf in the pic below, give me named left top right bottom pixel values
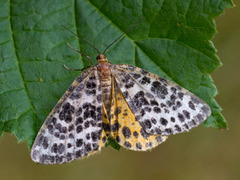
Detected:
left=105, top=137, right=121, bottom=151
left=0, top=0, right=234, bottom=149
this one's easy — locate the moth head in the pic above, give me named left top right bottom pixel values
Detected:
left=97, top=54, right=108, bottom=63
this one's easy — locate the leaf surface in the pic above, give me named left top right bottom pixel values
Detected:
left=0, top=0, right=233, bottom=148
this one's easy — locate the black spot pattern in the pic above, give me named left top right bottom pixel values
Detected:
left=76, top=107, right=82, bottom=116
left=140, top=76, right=151, bottom=85
left=188, top=101, right=195, bottom=110
left=114, top=107, right=121, bottom=115
left=124, top=141, right=132, bottom=148
left=133, top=91, right=149, bottom=108
left=102, top=136, right=107, bottom=143
left=156, top=136, right=163, bottom=142
left=153, top=107, right=161, bottom=113
left=82, top=103, right=97, bottom=120
left=151, top=118, right=157, bottom=124
left=76, top=117, right=83, bottom=125
left=151, top=81, right=168, bottom=99
left=183, top=110, right=190, bottom=119
left=69, top=92, right=81, bottom=100
left=175, top=125, right=181, bottom=132
left=131, top=73, right=141, bottom=79
left=115, top=136, right=120, bottom=142
left=97, top=94, right=102, bottom=103
left=122, top=91, right=129, bottom=99
left=91, top=132, right=98, bottom=142
left=136, top=142, right=142, bottom=150
left=144, top=119, right=152, bottom=129
left=140, top=128, right=150, bottom=139
left=42, top=137, right=49, bottom=149
left=133, top=131, right=139, bottom=138
left=170, top=117, right=175, bottom=122
left=160, top=118, right=168, bottom=126
left=59, top=102, right=75, bottom=123
left=122, top=126, right=131, bottom=138
left=178, top=113, right=185, bottom=122
left=111, top=121, right=121, bottom=132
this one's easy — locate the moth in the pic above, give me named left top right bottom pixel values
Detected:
left=31, top=21, right=211, bottom=164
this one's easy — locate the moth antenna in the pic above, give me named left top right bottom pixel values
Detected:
left=63, top=64, right=91, bottom=71
left=67, top=43, right=93, bottom=65
left=62, top=26, right=100, bottom=54
left=102, top=18, right=144, bottom=54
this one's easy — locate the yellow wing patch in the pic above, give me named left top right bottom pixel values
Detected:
left=110, top=79, right=167, bottom=151
left=101, top=104, right=111, bottom=141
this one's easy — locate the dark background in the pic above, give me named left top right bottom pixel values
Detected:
left=0, top=2, right=239, bottom=180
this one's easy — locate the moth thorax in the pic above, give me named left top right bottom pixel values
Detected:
left=97, top=54, right=111, bottom=79
left=98, top=62, right=111, bottom=80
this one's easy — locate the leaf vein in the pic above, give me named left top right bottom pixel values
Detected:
left=8, top=0, right=39, bottom=129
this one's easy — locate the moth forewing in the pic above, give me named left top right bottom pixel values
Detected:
left=31, top=68, right=105, bottom=164
left=113, top=64, right=211, bottom=136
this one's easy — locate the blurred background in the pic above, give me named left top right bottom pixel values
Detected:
left=0, top=2, right=239, bottom=180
